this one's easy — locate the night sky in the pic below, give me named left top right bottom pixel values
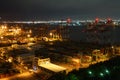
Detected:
left=0, top=0, right=120, bottom=20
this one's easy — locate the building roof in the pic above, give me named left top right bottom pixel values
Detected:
left=39, top=63, right=66, bottom=73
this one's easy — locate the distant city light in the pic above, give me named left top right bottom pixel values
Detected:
left=95, top=18, right=99, bottom=23
left=67, top=18, right=72, bottom=23
left=107, top=18, right=112, bottom=21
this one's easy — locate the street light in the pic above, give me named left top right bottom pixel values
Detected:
left=88, top=71, right=92, bottom=75
left=111, top=46, right=115, bottom=55
left=27, top=34, right=31, bottom=38
left=100, top=72, right=104, bottom=77
left=1, top=36, right=3, bottom=39
left=49, top=32, right=53, bottom=36
left=105, top=69, right=110, bottom=74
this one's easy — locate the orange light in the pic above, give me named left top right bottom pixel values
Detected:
left=49, top=32, right=53, bottom=36
left=72, top=58, right=80, bottom=63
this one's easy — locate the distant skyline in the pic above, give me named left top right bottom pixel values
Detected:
left=0, top=0, right=120, bottom=20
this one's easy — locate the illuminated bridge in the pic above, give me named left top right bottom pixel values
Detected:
left=0, top=19, right=120, bottom=26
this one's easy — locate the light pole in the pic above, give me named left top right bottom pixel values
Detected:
left=111, top=46, right=115, bottom=55
left=49, top=32, right=53, bottom=39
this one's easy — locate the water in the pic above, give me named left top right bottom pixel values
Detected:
left=69, top=26, right=120, bottom=45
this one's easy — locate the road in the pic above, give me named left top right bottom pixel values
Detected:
left=0, top=72, right=34, bottom=80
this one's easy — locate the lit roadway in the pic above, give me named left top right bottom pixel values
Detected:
left=0, top=72, right=34, bottom=80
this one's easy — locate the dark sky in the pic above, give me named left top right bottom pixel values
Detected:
left=0, top=0, right=120, bottom=20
